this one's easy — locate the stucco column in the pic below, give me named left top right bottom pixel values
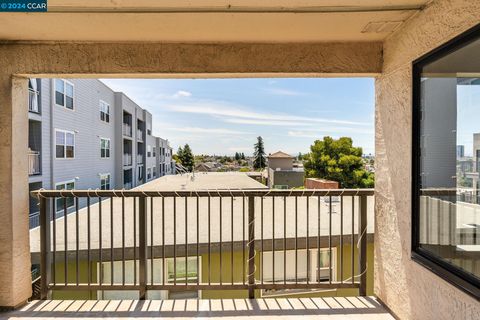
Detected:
left=0, top=75, right=31, bottom=308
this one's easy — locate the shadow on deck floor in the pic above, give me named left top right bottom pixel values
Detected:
left=2, top=297, right=394, bottom=319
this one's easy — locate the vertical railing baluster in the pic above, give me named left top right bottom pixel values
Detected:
left=173, top=196, right=177, bottom=286
left=359, top=195, right=367, bottom=296
left=295, top=196, right=298, bottom=284
left=53, top=198, right=56, bottom=287
left=133, top=197, right=136, bottom=286
left=110, top=197, right=114, bottom=286
left=162, top=197, right=165, bottom=287
left=340, top=196, right=344, bottom=283
left=64, top=200, right=68, bottom=286
left=351, top=196, right=355, bottom=285
left=242, top=196, right=246, bottom=285
left=208, top=196, right=211, bottom=285
left=261, top=196, right=264, bottom=285
left=185, top=197, right=188, bottom=287
left=317, top=195, right=321, bottom=282
left=231, top=196, right=234, bottom=285
left=122, top=197, right=125, bottom=286
left=139, top=196, right=147, bottom=299
left=99, top=197, right=103, bottom=288
left=283, top=196, right=287, bottom=285
left=151, top=197, right=154, bottom=286
left=329, top=196, right=332, bottom=284
left=248, top=196, right=255, bottom=299
left=40, top=196, right=51, bottom=299
left=75, top=198, right=79, bottom=287
left=196, top=196, right=200, bottom=286
left=219, top=196, right=223, bottom=285
left=87, top=197, right=91, bottom=296
left=306, top=195, right=309, bottom=284
left=272, top=196, right=275, bottom=285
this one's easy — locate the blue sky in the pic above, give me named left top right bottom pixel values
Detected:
left=101, top=78, right=375, bottom=156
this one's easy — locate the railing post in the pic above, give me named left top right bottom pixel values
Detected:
left=139, top=196, right=148, bottom=299
left=40, top=196, right=51, bottom=300
left=358, top=195, right=367, bottom=296
left=248, top=196, right=255, bottom=299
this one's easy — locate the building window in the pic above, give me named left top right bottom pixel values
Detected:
left=100, top=173, right=111, bottom=190
left=147, top=167, right=152, bottom=180
left=147, top=129, right=151, bottom=135
left=55, top=129, right=75, bottom=159
left=147, top=145, right=152, bottom=157
left=55, top=79, right=74, bottom=110
left=413, top=25, right=480, bottom=298
left=153, top=147, right=156, bottom=157
left=100, top=138, right=110, bottom=158
left=261, top=249, right=335, bottom=297
left=153, top=166, right=156, bottom=177
left=100, top=100, right=110, bottom=123
left=55, top=180, right=75, bottom=213
left=138, top=166, right=143, bottom=181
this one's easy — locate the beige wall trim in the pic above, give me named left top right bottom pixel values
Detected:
left=0, top=42, right=382, bottom=77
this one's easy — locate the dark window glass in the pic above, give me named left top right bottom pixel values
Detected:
left=55, top=91, right=64, bottom=106
left=414, top=28, right=480, bottom=297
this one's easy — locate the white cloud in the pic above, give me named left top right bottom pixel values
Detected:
left=160, top=101, right=370, bottom=126
left=164, top=126, right=251, bottom=135
left=223, top=118, right=311, bottom=126
left=173, top=90, right=192, bottom=98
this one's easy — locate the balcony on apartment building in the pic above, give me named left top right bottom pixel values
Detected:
left=123, top=153, right=132, bottom=166
left=137, top=153, right=144, bottom=164
left=123, top=123, right=132, bottom=137
left=28, top=149, right=41, bottom=176
left=27, top=188, right=378, bottom=318
left=28, top=88, right=40, bottom=113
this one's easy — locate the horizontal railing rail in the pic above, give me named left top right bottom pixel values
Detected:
left=32, top=188, right=372, bottom=300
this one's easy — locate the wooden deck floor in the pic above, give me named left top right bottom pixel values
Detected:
left=1, top=297, right=394, bottom=319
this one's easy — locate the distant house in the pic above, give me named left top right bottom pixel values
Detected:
left=305, top=178, right=339, bottom=189
left=195, top=162, right=221, bottom=172
left=267, top=151, right=304, bottom=189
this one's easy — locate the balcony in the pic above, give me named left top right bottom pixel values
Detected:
left=28, top=150, right=41, bottom=176
left=137, top=129, right=144, bottom=141
left=137, top=154, right=144, bottom=164
left=28, top=88, right=39, bottom=113
left=123, top=123, right=132, bottom=137
left=123, top=153, right=132, bottom=166
left=29, top=189, right=373, bottom=302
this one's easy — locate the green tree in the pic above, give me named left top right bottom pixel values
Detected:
left=235, top=152, right=241, bottom=161
left=241, top=153, right=246, bottom=160
left=181, top=144, right=195, bottom=172
left=253, top=136, right=266, bottom=170
left=303, top=136, right=374, bottom=188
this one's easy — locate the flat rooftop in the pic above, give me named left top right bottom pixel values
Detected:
left=138, top=172, right=267, bottom=191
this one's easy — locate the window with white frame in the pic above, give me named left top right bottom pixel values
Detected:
left=100, top=138, right=110, bottom=158
left=55, top=129, right=75, bottom=159
left=55, top=79, right=74, bottom=110
left=99, top=100, right=110, bottom=123
left=55, top=180, right=75, bottom=213
left=261, top=249, right=335, bottom=296
left=100, top=173, right=111, bottom=190
left=99, top=256, right=200, bottom=300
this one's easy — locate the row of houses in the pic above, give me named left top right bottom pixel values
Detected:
left=28, top=79, right=176, bottom=228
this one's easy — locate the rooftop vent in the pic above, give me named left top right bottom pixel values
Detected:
left=362, top=21, right=403, bottom=33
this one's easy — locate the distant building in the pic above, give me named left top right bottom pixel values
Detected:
left=457, top=145, right=465, bottom=158
left=305, top=178, right=339, bottom=189
left=267, top=151, right=304, bottom=189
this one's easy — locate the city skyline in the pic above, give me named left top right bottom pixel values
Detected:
left=101, top=78, right=375, bottom=156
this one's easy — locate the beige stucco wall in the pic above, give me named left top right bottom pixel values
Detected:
left=375, top=0, right=480, bottom=319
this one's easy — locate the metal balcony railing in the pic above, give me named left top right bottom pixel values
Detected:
left=28, top=150, right=41, bottom=175
left=123, top=153, right=132, bottom=166
left=123, top=123, right=132, bottom=137
left=137, top=154, right=143, bottom=164
left=137, top=129, right=143, bottom=141
left=29, top=89, right=40, bottom=113
left=31, top=189, right=372, bottom=300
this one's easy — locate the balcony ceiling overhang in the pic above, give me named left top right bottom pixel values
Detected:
left=0, top=0, right=429, bottom=42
